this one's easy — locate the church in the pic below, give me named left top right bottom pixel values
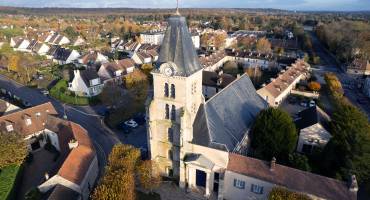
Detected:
left=146, top=9, right=357, bottom=200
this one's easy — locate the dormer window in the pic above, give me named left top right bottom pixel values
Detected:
left=6, top=124, right=13, bottom=132
left=36, top=112, right=41, bottom=117
left=25, top=118, right=32, bottom=126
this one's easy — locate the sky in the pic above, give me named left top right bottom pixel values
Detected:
left=0, top=0, right=369, bottom=11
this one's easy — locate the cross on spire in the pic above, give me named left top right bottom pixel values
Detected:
left=176, top=0, right=180, bottom=15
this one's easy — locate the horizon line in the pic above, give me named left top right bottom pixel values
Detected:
left=0, top=6, right=369, bottom=13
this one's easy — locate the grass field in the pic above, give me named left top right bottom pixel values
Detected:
left=0, top=165, right=21, bottom=200
left=50, top=79, right=92, bottom=105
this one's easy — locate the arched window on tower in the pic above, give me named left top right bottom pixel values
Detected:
left=165, top=104, right=170, bottom=119
left=168, top=128, right=173, bottom=143
left=164, top=83, right=169, bottom=97
left=171, top=105, right=176, bottom=121
left=170, top=84, right=176, bottom=99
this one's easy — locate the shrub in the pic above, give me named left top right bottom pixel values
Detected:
left=268, top=187, right=311, bottom=200
left=308, top=81, right=321, bottom=92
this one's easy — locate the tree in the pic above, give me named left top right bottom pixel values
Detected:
left=92, top=144, right=160, bottom=200
left=63, top=26, right=79, bottom=40
left=223, top=61, right=239, bottom=76
left=0, top=132, right=28, bottom=169
left=288, top=153, right=311, bottom=172
left=321, top=104, right=370, bottom=183
left=308, top=81, right=321, bottom=92
left=137, top=160, right=161, bottom=193
left=250, top=108, right=297, bottom=162
left=92, top=144, right=140, bottom=200
left=214, top=33, right=227, bottom=49
left=268, top=187, right=311, bottom=200
left=256, top=37, right=272, bottom=54
left=99, top=83, right=126, bottom=108
left=8, top=55, right=19, bottom=72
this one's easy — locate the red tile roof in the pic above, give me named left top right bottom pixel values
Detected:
left=0, top=102, right=58, bottom=136
left=227, top=153, right=356, bottom=200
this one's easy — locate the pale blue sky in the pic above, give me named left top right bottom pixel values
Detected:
left=0, top=0, right=369, bottom=11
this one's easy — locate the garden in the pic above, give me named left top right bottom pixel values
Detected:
left=49, top=79, right=99, bottom=106
left=0, top=165, right=22, bottom=200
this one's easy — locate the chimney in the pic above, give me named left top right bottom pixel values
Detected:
left=349, top=175, right=359, bottom=193
left=270, top=157, right=276, bottom=171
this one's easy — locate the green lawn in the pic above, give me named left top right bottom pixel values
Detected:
left=50, top=79, right=92, bottom=106
left=0, top=165, right=21, bottom=200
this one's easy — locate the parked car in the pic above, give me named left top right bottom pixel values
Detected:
left=41, top=90, right=49, bottom=96
left=309, top=100, right=316, bottom=107
left=124, top=119, right=138, bottom=128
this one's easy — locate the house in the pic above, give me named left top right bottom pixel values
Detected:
left=347, top=59, right=370, bottom=76
left=73, top=36, right=86, bottom=46
left=140, top=30, right=165, bottom=45
left=202, top=71, right=236, bottom=99
left=120, top=40, right=141, bottom=56
left=132, top=51, right=152, bottom=65
left=46, top=45, right=60, bottom=60
left=78, top=51, right=109, bottom=67
left=224, top=154, right=357, bottom=200
left=257, top=60, right=310, bottom=107
left=191, top=32, right=201, bottom=49
left=98, top=59, right=135, bottom=83
left=31, top=42, right=50, bottom=55
left=11, top=36, right=31, bottom=52
left=0, top=99, right=21, bottom=116
left=48, top=33, right=70, bottom=46
left=295, top=106, right=332, bottom=154
left=53, top=48, right=80, bottom=65
left=0, top=102, right=98, bottom=200
left=68, top=70, right=104, bottom=97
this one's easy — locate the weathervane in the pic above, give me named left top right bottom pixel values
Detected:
left=176, top=0, right=180, bottom=15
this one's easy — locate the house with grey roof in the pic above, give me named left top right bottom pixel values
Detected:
left=68, top=69, right=103, bottom=97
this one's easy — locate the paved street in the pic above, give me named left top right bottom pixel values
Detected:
left=308, top=31, right=370, bottom=118
left=0, top=74, right=120, bottom=173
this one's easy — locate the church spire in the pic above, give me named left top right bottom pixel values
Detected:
left=176, top=0, right=180, bottom=15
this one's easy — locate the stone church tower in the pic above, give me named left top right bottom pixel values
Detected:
left=147, top=13, right=203, bottom=179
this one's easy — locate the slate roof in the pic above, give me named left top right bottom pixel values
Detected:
left=53, top=48, right=72, bottom=61
left=193, top=74, right=268, bottom=151
left=157, top=15, right=202, bottom=77
left=79, top=69, right=100, bottom=87
left=202, top=71, right=236, bottom=88
left=227, top=153, right=356, bottom=200
left=48, top=184, right=80, bottom=200
left=295, top=106, right=319, bottom=130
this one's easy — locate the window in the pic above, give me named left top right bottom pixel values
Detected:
left=35, top=112, right=41, bottom=117
left=233, top=179, right=245, bottom=189
left=6, top=124, right=13, bottom=132
left=168, top=149, right=173, bottom=160
left=168, top=128, right=173, bottom=142
left=191, top=82, right=197, bottom=94
left=25, top=118, right=32, bottom=126
left=171, top=105, right=176, bottom=121
left=164, top=83, right=169, bottom=97
left=170, top=84, right=175, bottom=99
left=251, top=184, right=263, bottom=194
left=165, top=104, right=170, bottom=119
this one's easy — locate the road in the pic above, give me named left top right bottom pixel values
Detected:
left=0, top=74, right=121, bottom=172
left=308, top=31, right=370, bottom=118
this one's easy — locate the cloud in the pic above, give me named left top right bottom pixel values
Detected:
left=0, top=0, right=369, bottom=11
